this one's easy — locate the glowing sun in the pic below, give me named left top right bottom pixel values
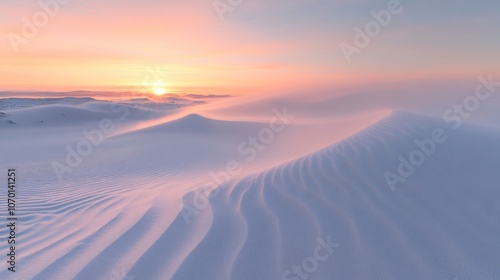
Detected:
left=153, top=87, right=167, bottom=96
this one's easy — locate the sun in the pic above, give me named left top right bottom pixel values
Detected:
left=153, top=87, right=167, bottom=96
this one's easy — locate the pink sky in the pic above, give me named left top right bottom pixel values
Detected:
left=1, top=0, right=498, bottom=95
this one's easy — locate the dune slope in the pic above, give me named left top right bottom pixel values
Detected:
left=164, top=111, right=500, bottom=280
left=1, top=111, right=499, bottom=280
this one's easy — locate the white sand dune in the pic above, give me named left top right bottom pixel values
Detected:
left=1, top=96, right=499, bottom=280
left=0, top=101, right=181, bottom=127
left=143, top=111, right=500, bottom=280
left=0, top=97, right=97, bottom=110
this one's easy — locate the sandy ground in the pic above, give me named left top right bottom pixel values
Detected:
left=0, top=91, right=499, bottom=279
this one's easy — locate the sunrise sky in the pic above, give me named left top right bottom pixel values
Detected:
left=1, top=0, right=499, bottom=95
